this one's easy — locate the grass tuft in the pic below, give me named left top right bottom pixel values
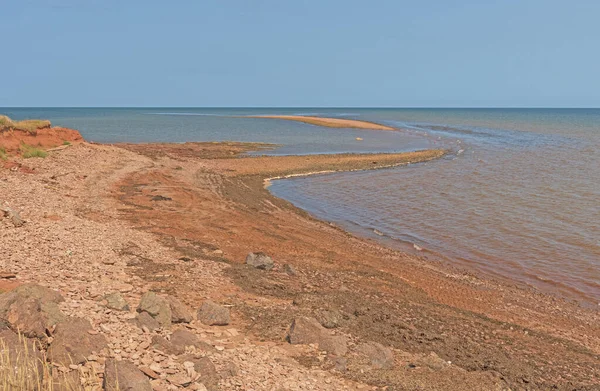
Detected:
left=21, top=144, right=48, bottom=159
left=62, top=141, right=71, bottom=146
left=0, top=115, right=51, bottom=134
left=0, top=147, right=6, bottom=161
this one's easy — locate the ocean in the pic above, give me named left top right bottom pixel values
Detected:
left=3, top=107, right=599, bottom=305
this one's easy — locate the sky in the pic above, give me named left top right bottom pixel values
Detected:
left=1, top=0, right=599, bottom=107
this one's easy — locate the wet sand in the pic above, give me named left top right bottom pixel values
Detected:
left=249, top=115, right=396, bottom=130
left=113, top=142, right=599, bottom=390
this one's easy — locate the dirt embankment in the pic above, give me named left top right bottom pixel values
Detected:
left=0, top=115, right=83, bottom=157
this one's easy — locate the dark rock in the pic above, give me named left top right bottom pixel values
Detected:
left=193, top=357, right=220, bottom=391
left=133, top=311, right=161, bottom=331
left=137, top=292, right=171, bottom=327
left=47, top=317, right=107, bottom=366
left=165, top=295, right=193, bottom=323
left=245, top=252, right=274, bottom=270
left=103, top=359, right=152, bottom=391
left=170, top=329, right=207, bottom=352
left=197, top=301, right=230, bottom=326
left=104, top=292, right=130, bottom=311
left=150, top=195, right=172, bottom=201
left=287, top=316, right=348, bottom=356
left=356, top=342, right=394, bottom=369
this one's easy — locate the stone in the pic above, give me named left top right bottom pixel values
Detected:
left=104, top=359, right=152, bottom=391
left=245, top=252, right=274, bottom=270
left=139, top=366, right=160, bottom=379
left=283, top=264, right=297, bottom=276
left=193, top=357, right=219, bottom=391
left=0, top=283, right=65, bottom=338
left=197, top=301, right=230, bottom=326
left=104, top=292, right=130, bottom=311
left=150, top=335, right=179, bottom=355
left=0, top=329, right=44, bottom=384
left=170, top=329, right=205, bottom=352
left=167, top=373, right=192, bottom=387
left=165, top=295, right=193, bottom=323
left=287, top=317, right=348, bottom=356
left=316, top=309, right=343, bottom=329
left=356, top=342, right=394, bottom=369
left=133, top=311, right=161, bottom=331
left=47, top=317, right=107, bottom=366
left=137, top=292, right=172, bottom=327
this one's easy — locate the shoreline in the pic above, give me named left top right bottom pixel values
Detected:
left=1, top=140, right=599, bottom=390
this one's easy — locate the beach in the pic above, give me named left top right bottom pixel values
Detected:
left=1, top=130, right=598, bottom=390
left=248, top=115, right=396, bottom=130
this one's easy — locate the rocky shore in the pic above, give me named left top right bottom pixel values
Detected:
left=0, top=141, right=598, bottom=390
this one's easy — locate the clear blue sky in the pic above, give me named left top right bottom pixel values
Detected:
left=2, top=0, right=599, bottom=107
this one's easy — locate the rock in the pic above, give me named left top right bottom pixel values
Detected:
left=133, top=311, right=161, bottom=331
left=356, top=342, right=394, bottom=369
left=170, top=329, right=209, bottom=352
left=192, top=357, right=220, bottom=391
left=1, top=204, right=25, bottom=227
left=47, top=317, right=107, bottom=366
left=197, top=301, right=230, bottom=326
left=283, top=264, right=297, bottom=276
left=0, top=283, right=65, bottom=338
left=150, top=335, right=179, bottom=355
left=167, top=373, right=192, bottom=387
left=0, top=329, right=44, bottom=384
left=245, top=252, right=274, bottom=270
left=137, top=292, right=172, bottom=328
left=287, top=317, right=323, bottom=345
left=316, top=309, right=343, bottom=329
left=287, top=317, right=348, bottom=356
left=104, top=359, right=152, bottom=391
left=165, top=295, right=193, bottom=323
left=139, top=366, right=160, bottom=379
left=220, top=362, right=239, bottom=379
left=104, top=292, right=130, bottom=311
left=318, top=335, right=348, bottom=356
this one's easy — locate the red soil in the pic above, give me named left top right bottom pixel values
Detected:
left=0, top=127, right=83, bottom=155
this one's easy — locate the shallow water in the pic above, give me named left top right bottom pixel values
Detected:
left=3, top=107, right=599, bottom=305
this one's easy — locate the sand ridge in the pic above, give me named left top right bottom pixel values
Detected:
left=248, top=115, right=396, bottom=130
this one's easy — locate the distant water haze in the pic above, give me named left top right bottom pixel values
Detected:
left=4, top=107, right=599, bottom=305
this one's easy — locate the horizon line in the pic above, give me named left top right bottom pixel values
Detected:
left=1, top=106, right=599, bottom=110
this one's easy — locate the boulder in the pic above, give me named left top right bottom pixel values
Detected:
left=192, top=357, right=220, bottom=391
left=47, top=317, right=107, bottom=365
left=0, top=284, right=65, bottom=338
left=150, top=335, right=179, bottom=355
left=137, top=292, right=172, bottom=328
left=287, top=317, right=347, bottom=356
left=356, top=342, right=394, bottom=369
left=166, top=295, right=193, bottom=323
left=197, top=301, right=230, bottom=326
left=170, top=329, right=209, bottom=352
left=103, top=359, right=152, bottom=391
left=133, top=311, right=160, bottom=331
left=104, top=292, right=130, bottom=311
left=245, top=252, right=274, bottom=270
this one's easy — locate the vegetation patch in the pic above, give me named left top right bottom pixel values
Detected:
left=0, top=115, right=51, bottom=135
left=0, top=147, right=6, bottom=161
left=21, top=144, right=48, bottom=159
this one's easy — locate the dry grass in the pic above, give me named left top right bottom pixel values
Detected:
left=21, top=144, right=48, bottom=159
left=0, top=115, right=51, bottom=135
left=0, top=333, right=110, bottom=390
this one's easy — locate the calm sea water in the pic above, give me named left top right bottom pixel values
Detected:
left=3, top=108, right=599, bottom=305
